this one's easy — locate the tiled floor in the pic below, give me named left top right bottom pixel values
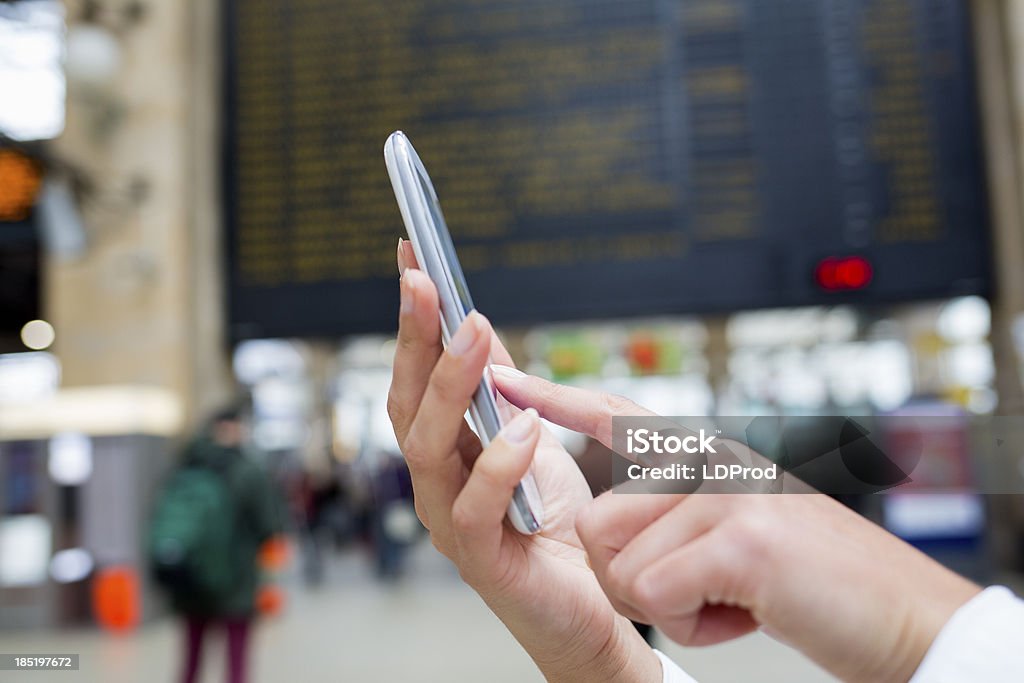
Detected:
left=0, top=543, right=834, bottom=683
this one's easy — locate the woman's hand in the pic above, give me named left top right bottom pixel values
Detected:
left=493, top=370, right=982, bottom=683
left=386, top=241, right=660, bottom=682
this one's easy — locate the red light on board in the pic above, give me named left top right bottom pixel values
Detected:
left=815, top=256, right=873, bottom=291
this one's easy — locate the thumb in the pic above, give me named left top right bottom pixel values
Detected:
left=450, top=409, right=540, bottom=567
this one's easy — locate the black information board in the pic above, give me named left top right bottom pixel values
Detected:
left=0, top=227, right=38, bottom=349
left=224, top=0, right=990, bottom=339
left=0, top=147, right=41, bottom=348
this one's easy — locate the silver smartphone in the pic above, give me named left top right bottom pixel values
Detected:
left=384, top=131, right=544, bottom=535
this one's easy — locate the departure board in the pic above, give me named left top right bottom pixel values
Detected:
left=224, top=0, right=990, bottom=339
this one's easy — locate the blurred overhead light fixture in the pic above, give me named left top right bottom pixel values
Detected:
left=50, top=547, right=94, bottom=583
left=20, top=319, right=55, bottom=350
left=63, top=0, right=147, bottom=141
left=0, top=0, right=65, bottom=141
left=0, top=352, right=60, bottom=403
left=48, top=432, right=93, bottom=486
left=0, top=515, right=51, bottom=587
left=64, top=22, right=121, bottom=89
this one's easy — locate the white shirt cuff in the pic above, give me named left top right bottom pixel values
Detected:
left=910, top=585, right=1024, bottom=682
left=654, top=649, right=699, bottom=683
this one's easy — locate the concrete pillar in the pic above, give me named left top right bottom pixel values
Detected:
left=46, top=0, right=230, bottom=431
left=974, top=0, right=1024, bottom=415
left=970, top=0, right=1024, bottom=569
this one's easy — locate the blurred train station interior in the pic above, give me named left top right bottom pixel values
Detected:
left=2, top=0, right=1024, bottom=681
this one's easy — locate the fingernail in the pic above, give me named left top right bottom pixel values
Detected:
left=504, top=408, right=538, bottom=443
left=489, top=364, right=526, bottom=379
left=397, top=238, right=408, bottom=277
left=449, top=312, right=484, bottom=356
left=400, top=271, right=415, bottom=315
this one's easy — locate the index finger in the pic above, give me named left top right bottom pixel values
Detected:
left=401, top=237, right=515, bottom=368
left=489, top=370, right=684, bottom=454
left=402, top=312, right=494, bottom=546
left=391, top=240, right=514, bottom=444
left=388, top=268, right=444, bottom=444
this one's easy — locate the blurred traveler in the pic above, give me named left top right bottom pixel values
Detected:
left=293, top=461, right=357, bottom=585
left=387, top=240, right=1024, bottom=682
left=149, top=408, right=283, bottom=683
left=369, top=449, right=419, bottom=580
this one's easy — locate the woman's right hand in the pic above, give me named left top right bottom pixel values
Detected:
left=494, top=370, right=983, bottom=683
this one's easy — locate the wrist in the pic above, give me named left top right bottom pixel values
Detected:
left=893, top=577, right=981, bottom=683
left=859, top=573, right=980, bottom=683
left=535, top=615, right=661, bottom=683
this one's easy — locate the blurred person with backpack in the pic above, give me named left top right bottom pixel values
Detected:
left=148, top=408, right=283, bottom=683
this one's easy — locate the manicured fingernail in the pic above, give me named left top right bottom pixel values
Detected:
left=490, top=364, right=526, bottom=380
left=449, top=311, right=484, bottom=356
left=504, top=408, right=538, bottom=443
left=397, top=238, right=408, bottom=276
left=400, top=270, right=415, bottom=315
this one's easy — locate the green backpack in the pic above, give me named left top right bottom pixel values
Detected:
left=147, top=466, right=236, bottom=604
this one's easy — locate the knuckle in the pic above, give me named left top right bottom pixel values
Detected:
left=386, top=390, right=408, bottom=427
left=450, top=500, right=475, bottom=536
left=413, top=499, right=429, bottom=527
left=728, top=511, right=772, bottom=559
left=455, top=564, right=474, bottom=585
left=429, top=362, right=465, bottom=404
left=396, top=324, right=419, bottom=350
left=604, top=555, right=631, bottom=598
left=596, top=393, right=638, bottom=443
left=429, top=532, right=452, bottom=558
left=429, top=533, right=443, bottom=552
left=632, top=571, right=663, bottom=614
left=602, top=392, right=638, bottom=418
left=471, top=454, right=512, bottom=492
left=402, top=435, right=428, bottom=467
left=534, top=377, right=568, bottom=404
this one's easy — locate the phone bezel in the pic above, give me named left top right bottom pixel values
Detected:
left=384, top=131, right=543, bottom=535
